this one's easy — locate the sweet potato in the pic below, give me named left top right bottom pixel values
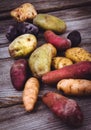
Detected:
left=42, top=61, right=91, bottom=84
left=23, top=77, right=40, bottom=112
left=57, top=79, right=91, bottom=96
left=42, top=92, right=83, bottom=127
left=44, top=30, right=71, bottom=51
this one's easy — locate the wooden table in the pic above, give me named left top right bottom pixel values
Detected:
left=0, top=0, right=91, bottom=130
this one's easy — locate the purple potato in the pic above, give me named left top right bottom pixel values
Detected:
left=6, top=22, right=39, bottom=41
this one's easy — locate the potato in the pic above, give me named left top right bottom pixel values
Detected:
left=65, top=47, right=91, bottom=62
left=44, top=30, right=71, bottom=51
left=23, top=77, right=40, bottom=112
left=28, top=43, right=57, bottom=78
left=42, top=61, right=91, bottom=84
left=10, top=59, right=28, bottom=91
left=33, top=14, right=66, bottom=33
left=52, top=57, right=73, bottom=69
left=9, top=34, right=37, bottom=58
left=11, top=3, right=37, bottom=22
left=57, top=79, right=91, bottom=96
left=42, top=92, right=83, bottom=127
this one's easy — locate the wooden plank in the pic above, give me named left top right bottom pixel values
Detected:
left=0, top=0, right=91, bottom=13
left=0, top=1, right=91, bottom=130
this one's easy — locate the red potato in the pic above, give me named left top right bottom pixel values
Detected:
left=42, top=61, right=91, bottom=84
left=10, top=59, right=28, bottom=91
left=44, top=30, right=71, bottom=51
left=42, top=92, right=83, bottom=127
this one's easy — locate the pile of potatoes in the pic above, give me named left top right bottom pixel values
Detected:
left=7, top=3, right=91, bottom=128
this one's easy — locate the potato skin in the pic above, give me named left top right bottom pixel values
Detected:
left=52, top=57, right=73, bottom=69
left=42, top=61, right=91, bottom=84
left=65, top=47, right=91, bottom=62
left=28, top=43, right=57, bottom=78
left=9, top=34, right=37, bottom=58
left=23, top=77, right=40, bottom=112
left=42, top=92, right=83, bottom=127
left=11, top=3, right=37, bottom=22
left=44, top=30, right=71, bottom=51
left=57, top=79, right=91, bottom=96
left=33, top=14, right=66, bottom=33
left=10, top=59, right=28, bottom=91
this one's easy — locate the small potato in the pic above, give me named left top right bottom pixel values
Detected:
left=52, top=57, right=73, bottom=69
left=28, top=43, right=57, bottom=78
left=65, top=47, right=91, bottom=62
left=9, top=34, right=37, bottom=58
left=11, top=3, right=37, bottom=22
left=10, top=59, right=28, bottom=91
left=57, top=79, right=91, bottom=96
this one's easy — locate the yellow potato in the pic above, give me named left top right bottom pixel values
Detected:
left=65, top=47, right=91, bottom=62
left=57, top=79, right=91, bottom=96
left=9, top=34, right=37, bottom=58
left=52, top=57, right=73, bottom=69
left=11, top=3, right=37, bottom=22
left=23, top=77, right=40, bottom=112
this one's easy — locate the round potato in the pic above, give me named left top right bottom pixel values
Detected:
left=9, top=34, right=37, bottom=58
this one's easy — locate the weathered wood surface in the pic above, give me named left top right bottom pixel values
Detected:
left=0, top=0, right=91, bottom=130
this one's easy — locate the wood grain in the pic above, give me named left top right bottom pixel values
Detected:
left=0, top=0, right=91, bottom=130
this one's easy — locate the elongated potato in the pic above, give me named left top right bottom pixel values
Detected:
left=23, top=77, right=40, bottom=112
left=33, top=14, right=66, bottom=33
left=65, top=47, right=91, bottom=62
left=52, top=57, right=73, bottom=69
left=42, top=61, right=91, bottom=84
left=57, top=79, right=91, bottom=96
left=42, top=92, right=83, bottom=127
left=44, top=30, right=71, bottom=51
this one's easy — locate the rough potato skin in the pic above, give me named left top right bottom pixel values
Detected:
left=33, top=14, right=66, bottom=33
left=52, top=57, right=73, bottom=69
left=42, top=92, right=83, bottom=127
left=23, top=77, right=40, bottom=112
left=28, top=43, right=57, bottom=78
left=57, top=79, right=91, bottom=96
left=10, top=59, right=28, bottom=91
left=11, top=3, right=37, bottom=22
left=65, top=47, right=91, bottom=62
left=44, top=30, right=71, bottom=51
left=42, top=61, right=91, bottom=84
